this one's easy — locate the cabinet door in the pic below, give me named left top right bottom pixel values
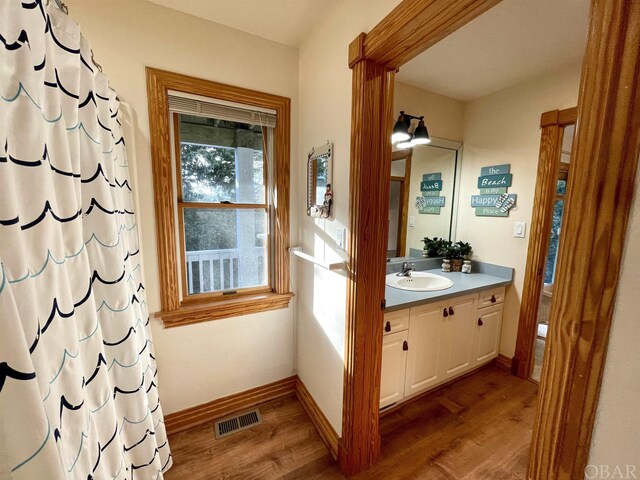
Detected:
left=474, top=303, right=504, bottom=365
left=440, top=295, right=478, bottom=379
left=404, top=303, right=446, bottom=397
left=380, top=331, right=408, bottom=408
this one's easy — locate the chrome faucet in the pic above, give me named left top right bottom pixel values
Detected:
left=396, top=262, right=415, bottom=277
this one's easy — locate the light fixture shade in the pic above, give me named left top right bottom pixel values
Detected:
left=396, top=139, right=415, bottom=149
left=412, top=118, right=431, bottom=144
left=392, top=112, right=410, bottom=143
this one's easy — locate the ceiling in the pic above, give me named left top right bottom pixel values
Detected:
left=147, top=0, right=343, bottom=47
left=397, top=0, right=591, bottom=101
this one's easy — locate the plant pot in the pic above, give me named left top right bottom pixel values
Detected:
left=450, top=259, right=463, bottom=272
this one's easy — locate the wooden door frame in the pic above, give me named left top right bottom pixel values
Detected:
left=391, top=149, right=412, bottom=257
left=341, top=0, right=640, bottom=477
left=512, top=107, right=577, bottom=379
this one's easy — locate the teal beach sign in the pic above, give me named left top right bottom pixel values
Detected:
left=473, top=164, right=516, bottom=217
left=417, top=172, right=444, bottom=214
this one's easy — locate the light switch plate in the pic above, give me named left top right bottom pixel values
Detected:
left=336, top=228, right=346, bottom=251
left=514, top=221, right=526, bottom=238
left=409, top=216, right=415, bottom=227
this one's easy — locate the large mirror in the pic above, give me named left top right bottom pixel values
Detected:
left=307, top=142, right=333, bottom=218
left=388, top=138, right=462, bottom=258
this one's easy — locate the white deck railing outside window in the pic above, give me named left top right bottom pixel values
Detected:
left=185, top=247, right=265, bottom=294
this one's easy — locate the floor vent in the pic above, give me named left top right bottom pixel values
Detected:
left=214, top=409, right=262, bottom=439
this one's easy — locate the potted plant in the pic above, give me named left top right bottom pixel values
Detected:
left=456, top=241, right=473, bottom=260
left=421, top=237, right=445, bottom=257
left=439, top=241, right=472, bottom=272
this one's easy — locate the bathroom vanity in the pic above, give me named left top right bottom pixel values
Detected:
left=380, top=266, right=512, bottom=410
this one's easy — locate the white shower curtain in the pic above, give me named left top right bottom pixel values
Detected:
left=0, top=2, right=171, bottom=478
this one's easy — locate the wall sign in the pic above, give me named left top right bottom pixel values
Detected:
left=416, top=172, right=444, bottom=215
left=472, top=164, right=517, bottom=217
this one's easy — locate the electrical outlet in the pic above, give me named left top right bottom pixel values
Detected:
left=514, top=222, right=526, bottom=238
left=409, top=216, right=415, bottom=227
left=336, top=228, right=346, bottom=251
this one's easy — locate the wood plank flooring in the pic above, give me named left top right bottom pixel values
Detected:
left=164, top=367, right=538, bottom=479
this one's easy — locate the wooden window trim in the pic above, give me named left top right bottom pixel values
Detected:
left=146, top=68, right=292, bottom=327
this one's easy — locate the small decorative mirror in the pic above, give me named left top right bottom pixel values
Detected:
left=307, top=142, right=333, bottom=218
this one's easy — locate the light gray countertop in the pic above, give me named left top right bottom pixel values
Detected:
left=385, top=268, right=513, bottom=312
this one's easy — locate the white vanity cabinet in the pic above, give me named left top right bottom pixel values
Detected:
left=380, top=286, right=505, bottom=409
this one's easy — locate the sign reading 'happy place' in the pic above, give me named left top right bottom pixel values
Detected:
left=417, top=172, right=445, bottom=215
left=472, top=164, right=517, bottom=217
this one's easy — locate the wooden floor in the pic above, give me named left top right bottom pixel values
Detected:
left=164, top=366, right=538, bottom=480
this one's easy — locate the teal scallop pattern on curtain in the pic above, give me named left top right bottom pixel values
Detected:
left=0, top=2, right=172, bottom=478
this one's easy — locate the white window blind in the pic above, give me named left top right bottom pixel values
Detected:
left=168, top=93, right=277, bottom=128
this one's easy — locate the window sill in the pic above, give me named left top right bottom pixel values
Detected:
left=156, top=291, right=294, bottom=328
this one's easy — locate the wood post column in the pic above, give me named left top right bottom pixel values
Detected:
left=528, top=0, right=640, bottom=478
left=340, top=41, right=395, bottom=475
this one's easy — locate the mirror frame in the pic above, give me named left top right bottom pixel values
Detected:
left=306, top=142, right=333, bottom=218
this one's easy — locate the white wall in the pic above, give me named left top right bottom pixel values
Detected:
left=588, top=162, right=640, bottom=473
left=66, top=0, right=299, bottom=414
left=459, top=64, right=582, bottom=357
left=296, top=0, right=402, bottom=435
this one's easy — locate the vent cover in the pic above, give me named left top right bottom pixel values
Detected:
left=214, top=409, right=262, bottom=439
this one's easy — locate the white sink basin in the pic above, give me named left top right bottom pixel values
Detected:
left=386, top=271, right=454, bottom=292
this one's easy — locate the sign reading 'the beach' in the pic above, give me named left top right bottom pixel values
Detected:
left=417, top=172, right=444, bottom=215
left=473, top=164, right=516, bottom=217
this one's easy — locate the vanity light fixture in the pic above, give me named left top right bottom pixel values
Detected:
left=391, top=111, right=431, bottom=148
left=392, top=112, right=411, bottom=143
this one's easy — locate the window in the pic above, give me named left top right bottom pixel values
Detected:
left=146, top=68, right=292, bottom=327
left=174, top=113, right=271, bottom=297
left=543, top=174, right=568, bottom=284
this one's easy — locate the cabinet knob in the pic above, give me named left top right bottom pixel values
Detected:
left=385, top=321, right=391, bottom=332
left=491, top=294, right=497, bottom=303
left=448, top=306, right=454, bottom=316
left=478, top=318, right=483, bottom=326
left=403, top=340, right=408, bottom=351
left=443, top=308, right=448, bottom=317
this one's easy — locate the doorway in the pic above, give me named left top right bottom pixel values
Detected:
left=341, top=1, right=640, bottom=478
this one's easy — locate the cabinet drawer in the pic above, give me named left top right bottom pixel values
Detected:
left=478, top=286, right=506, bottom=308
left=383, top=309, right=410, bottom=335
